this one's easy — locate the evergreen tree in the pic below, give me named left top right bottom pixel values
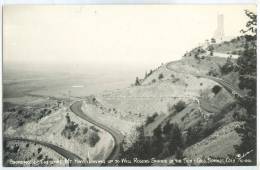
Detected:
left=234, top=10, right=257, bottom=165
left=151, top=125, right=163, bottom=157
left=135, top=77, right=141, bottom=86
left=185, top=122, right=203, bottom=147
left=119, top=125, right=151, bottom=166
left=163, top=120, right=173, bottom=136
left=145, top=71, right=148, bottom=78
left=168, top=123, right=183, bottom=154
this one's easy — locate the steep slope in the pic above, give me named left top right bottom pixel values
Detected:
left=183, top=121, right=242, bottom=159
left=79, top=37, right=247, bottom=164
left=211, top=36, right=247, bottom=54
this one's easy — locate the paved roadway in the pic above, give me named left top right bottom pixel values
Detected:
left=165, top=61, right=244, bottom=99
left=4, top=137, right=83, bottom=166
left=5, top=100, right=124, bottom=167
left=199, top=75, right=244, bottom=98
left=70, top=101, right=124, bottom=165
left=6, top=58, right=243, bottom=167
left=213, top=52, right=239, bottom=59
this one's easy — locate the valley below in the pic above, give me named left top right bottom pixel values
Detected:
left=3, top=35, right=256, bottom=167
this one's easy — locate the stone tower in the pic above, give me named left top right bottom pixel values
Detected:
left=214, top=14, right=225, bottom=42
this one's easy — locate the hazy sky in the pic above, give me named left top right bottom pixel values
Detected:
left=4, top=5, right=256, bottom=69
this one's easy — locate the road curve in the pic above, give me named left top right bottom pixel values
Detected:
left=70, top=101, right=124, bottom=164
left=201, top=75, right=244, bottom=98
left=165, top=61, right=244, bottom=99
left=4, top=137, right=83, bottom=166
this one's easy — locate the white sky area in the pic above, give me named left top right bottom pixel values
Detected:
left=4, top=5, right=256, bottom=70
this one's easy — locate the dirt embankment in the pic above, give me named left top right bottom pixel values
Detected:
left=183, top=121, right=242, bottom=159
left=4, top=105, right=114, bottom=164
left=4, top=140, right=68, bottom=167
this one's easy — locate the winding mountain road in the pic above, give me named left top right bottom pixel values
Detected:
left=4, top=137, right=83, bottom=166
left=70, top=101, right=124, bottom=164
left=5, top=100, right=124, bottom=167
left=5, top=57, right=244, bottom=167
left=165, top=61, right=244, bottom=99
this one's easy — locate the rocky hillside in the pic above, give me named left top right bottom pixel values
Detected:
left=83, top=35, right=249, bottom=165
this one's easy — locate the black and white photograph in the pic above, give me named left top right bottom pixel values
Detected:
left=2, top=3, right=257, bottom=167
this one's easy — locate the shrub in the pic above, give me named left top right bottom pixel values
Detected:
left=66, top=122, right=78, bottom=132
left=172, top=78, right=180, bottom=83
left=211, top=38, right=216, bottom=43
left=152, top=79, right=156, bottom=83
left=148, top=70, right=153, bottom=77
left=65, top=113, right=71, bottom=124
left=145, top=117, right=154, bottom=126
left=44, top=156, right=49, bottom=161
left=208, top=45, right=214, bottom=56
left=38, top=147, right=42, bottom=154
left=18, top=119, right=24, bottom=127
left=221, top=63, right=234, bottom=75
left=174, top=101, right=186, bottom=112
left=212, top=85, right=222, bottom=94
left=61, top=115, right=79, bottom=139
left=221, top=56, right=234, bottom=75
left=145, top=112, right=158, bottom=125
left=135, top=77, right=141, bottom=86
left=158, top=73, right=164, bottom=80
left=168, top=101, right=186, bottom=115
left=37, top=154, right=43, bottom=160
left=90, top=126, right=99, bottom=132
left=82, top=127, right=88, bottom=134
left=88, top=131, right=100, bottom=147
left=207, top=69, right=219, bottom=77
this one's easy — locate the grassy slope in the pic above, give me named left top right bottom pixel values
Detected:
left=168, top=38, right=246, bottom=161
left=4, top=140, right=67, bottom=167
left=3, top=35, right=247, bottom=165
left=211, top=36, right=246, bottom=54
left=4, top=106, right=114, bottom=162
left=183, top=121, right=242, bottom=159
left=86, top=50, right=238, bottom=156
left=141, top=38, right=245, bottom=161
